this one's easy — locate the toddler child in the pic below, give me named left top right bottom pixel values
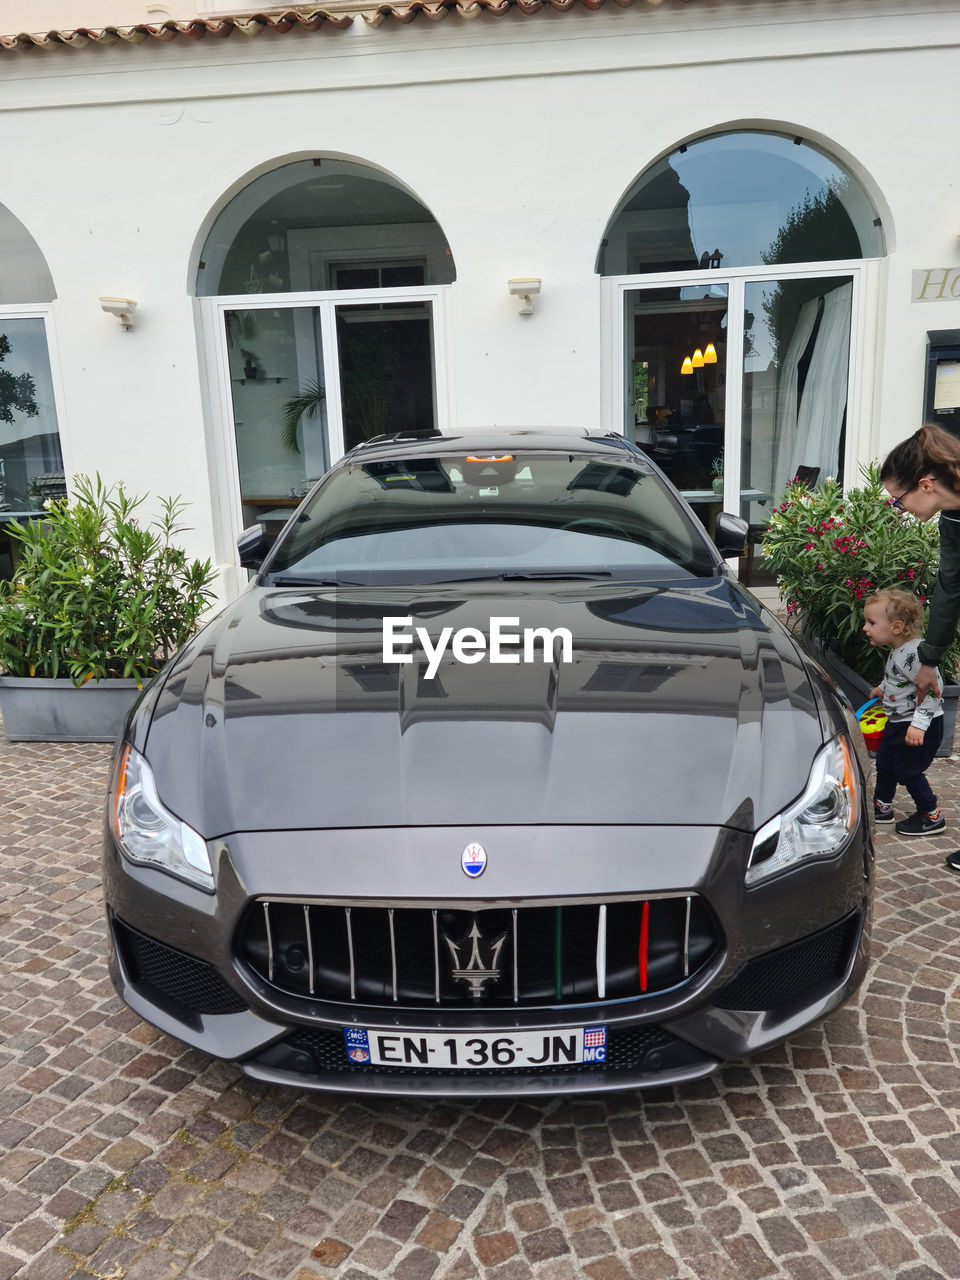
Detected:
left=862, top=588, right=945, bottom=835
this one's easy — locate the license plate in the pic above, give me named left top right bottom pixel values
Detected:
left=343, top=1025, right=607, bottom=1069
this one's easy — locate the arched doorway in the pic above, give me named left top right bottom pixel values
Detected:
left=196, top=158, right=455, bottom=538
left=599, top=130, right=884, bottom=579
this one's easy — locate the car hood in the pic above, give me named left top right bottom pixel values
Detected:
left=143, top=577, right=825, bottom=837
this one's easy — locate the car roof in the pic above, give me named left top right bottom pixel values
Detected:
left=339, top=429, right=647, bottom=466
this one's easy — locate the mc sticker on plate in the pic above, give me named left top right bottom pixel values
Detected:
left=343, top=1028, right=372, bottom=1063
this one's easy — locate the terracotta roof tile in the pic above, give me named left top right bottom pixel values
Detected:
left=0, top=11, right=350, bottom=52
left=0, top=0, right=680, bottom=51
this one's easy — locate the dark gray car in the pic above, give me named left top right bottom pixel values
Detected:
left=103, top=431, right=873, bottom=1095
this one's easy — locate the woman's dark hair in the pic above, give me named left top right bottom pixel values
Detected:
left=880, top=423, right=960, bottom=493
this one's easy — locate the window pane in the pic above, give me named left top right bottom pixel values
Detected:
left=624, top=284, right=727, bottom=532
left=198, top=159, right=455, bottom=296
left=740, top=276, right=853, bottom=573
left=599, top=132, right=882, bottom=275
left=226, top=307, right=329, bottom=532
left=335, top=302, right=436, bottom=453
left=0, top=317, right=63, bottom=513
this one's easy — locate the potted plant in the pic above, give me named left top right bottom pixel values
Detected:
left=280, top=379, right=325, bottom=453
left=0, top=474, right=216, bottom=742
left=760, top=463, right=960, bottom=756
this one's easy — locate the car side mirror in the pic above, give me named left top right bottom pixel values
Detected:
left=237, top=523, right=269, bottom=569
left=713, top=512, right=748, bottom=558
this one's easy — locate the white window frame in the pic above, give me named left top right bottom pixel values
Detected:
left=0, top=302, right=70, bottom=503
left=602, top=257, right=881, bottom=515
left=197, top=284, right=451, bottom=593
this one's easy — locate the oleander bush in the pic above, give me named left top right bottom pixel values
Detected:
left=0, top=474, right=216, bottom=686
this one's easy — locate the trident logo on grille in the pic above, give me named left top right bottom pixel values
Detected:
left=443, top=921, right=507, bottom=996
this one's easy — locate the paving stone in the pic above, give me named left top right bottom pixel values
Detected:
left=476, top=1232, right=520, bottom=1266
left=510, top=1203, right=549, bottom=1233
left=309, top=1237, right=352, bottom=1267
left=392, top=1247, right=442, bottom=1280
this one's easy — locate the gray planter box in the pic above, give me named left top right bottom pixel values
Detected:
left=0, top=675, right=141, bottom=743
left=799, top=631, right=958, bottom=759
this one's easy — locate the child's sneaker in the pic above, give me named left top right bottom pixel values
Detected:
left=894, top=810, right=946, bottom=836
left=873, top=800, right=894, bottom=824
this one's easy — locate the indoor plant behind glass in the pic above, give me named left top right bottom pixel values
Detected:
left=0, top=474, right=216, bottom=742
left=760, top=463, right=960, bottom=756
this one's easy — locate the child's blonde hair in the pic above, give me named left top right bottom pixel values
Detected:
left=863, top=588, right=924, bottom=639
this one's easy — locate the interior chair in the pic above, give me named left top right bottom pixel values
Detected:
left=741, top=465, right=820, bottom=587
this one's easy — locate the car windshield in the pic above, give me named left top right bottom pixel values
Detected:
left=264, top=450, right=717, bottom=582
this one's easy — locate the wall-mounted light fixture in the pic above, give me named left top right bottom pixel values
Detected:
left=99, top=297, right=138, bottom=331
left=507, top=277, right=542, bottom=316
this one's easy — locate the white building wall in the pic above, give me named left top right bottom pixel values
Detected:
left=2, top=0, right=960, bottom=586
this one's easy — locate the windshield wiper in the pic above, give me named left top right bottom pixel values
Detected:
left=431, top=570, right=615, bottom=582
left=269, top=575, right=363, bottom=587
left=497, top=570, right=614, bottom=580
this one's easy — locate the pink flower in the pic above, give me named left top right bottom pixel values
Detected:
left=805, top=542, right=814, bottom=550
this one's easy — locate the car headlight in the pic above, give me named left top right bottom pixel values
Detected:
left=110, top=744, right=214, bottom=892
left=746, top=735, right=859, bottom=886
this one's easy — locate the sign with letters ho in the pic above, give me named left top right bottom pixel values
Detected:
left=912, top=268, right=960, bottom=303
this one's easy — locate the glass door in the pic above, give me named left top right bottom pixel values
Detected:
left=622, top=272, right=854, bottom=576
left=624, top=283, right=728, bottom=535
left=222, top=296, right=438, bottom=538
left=333, top=300, right=437, bottom=453
left=224, top=305, right=330, bottom=536
left=740, top=275, right=853, bottom=524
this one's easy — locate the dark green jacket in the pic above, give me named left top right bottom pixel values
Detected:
left=918, top=511, right=960, bottom=667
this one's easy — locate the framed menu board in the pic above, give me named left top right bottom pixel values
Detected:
left=925, top=330, right=960, bottom=434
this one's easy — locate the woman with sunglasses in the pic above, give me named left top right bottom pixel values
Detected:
left=880, top=423, right=960, bottom=870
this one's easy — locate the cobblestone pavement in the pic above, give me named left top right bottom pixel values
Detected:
left=1, top=731, right=959, bottom=1280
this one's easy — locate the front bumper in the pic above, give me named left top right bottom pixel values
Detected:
left=103, top=820, right=872, bottom=1096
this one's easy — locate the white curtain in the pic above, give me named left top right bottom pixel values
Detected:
left=772, top=297, right=820, bottom=498
left=789, top=281, right=853, bottom=486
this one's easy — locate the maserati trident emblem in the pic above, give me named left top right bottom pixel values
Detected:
left=443, top=921, right=507, bottom=996
left=461, top=842, right=487, bottom=878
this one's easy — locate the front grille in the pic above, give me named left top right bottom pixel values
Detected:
left=237, top=896, right=721, bottom=1010
left=114, top=918, right=247, bottom=1026
left=253, top=1023, right=711, bottom=1078
left=712, top=909, right=863, bottom=1011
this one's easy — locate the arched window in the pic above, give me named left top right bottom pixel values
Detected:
left=197, top=158, right=455, bottom=296
left=196, top=160, right=456, bottom=541
left=0, top=204, right=62, bottom=573
left=0, top=203, right=55, bottom=304
left=598, top=131, right=883, bottom=276
left=601, top=132, right=883, bottom=586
